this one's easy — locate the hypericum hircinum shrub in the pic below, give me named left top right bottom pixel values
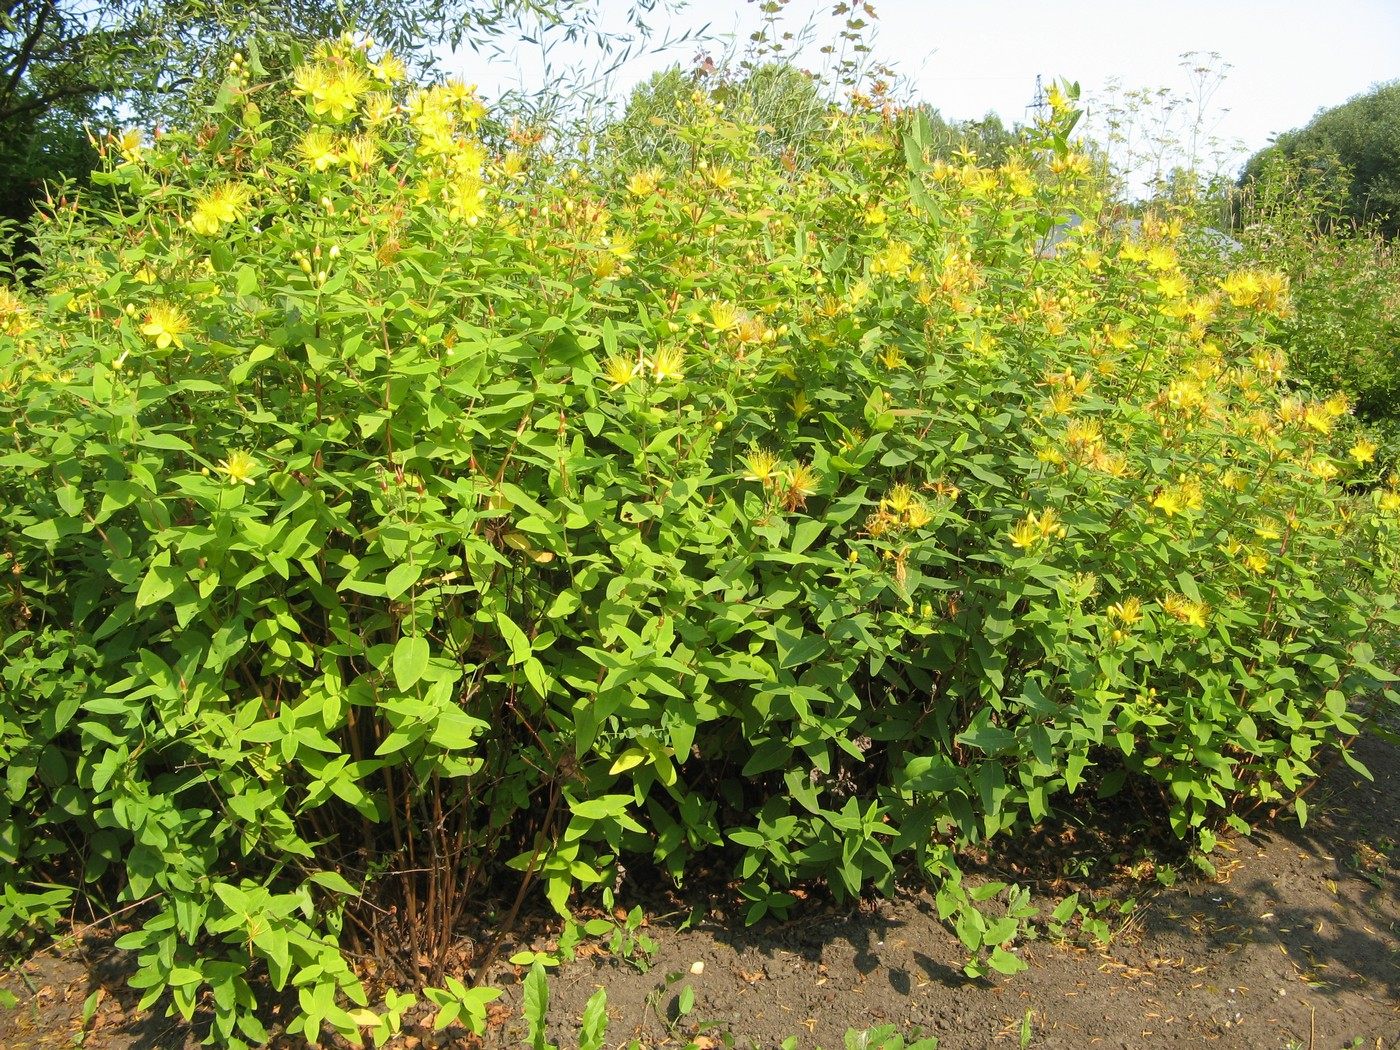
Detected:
left=1, top=42, right=1397, bottom=1046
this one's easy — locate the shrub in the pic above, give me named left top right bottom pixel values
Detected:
left=1, top=43, right=1397, bottom=1045
left=1233, top=154, right=1400, bottom=462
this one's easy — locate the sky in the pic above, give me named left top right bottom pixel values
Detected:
left=443, top=0, right=1400, bottom=179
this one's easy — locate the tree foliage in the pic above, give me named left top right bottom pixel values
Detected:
left=1241, top=81, right=1400, bottom=237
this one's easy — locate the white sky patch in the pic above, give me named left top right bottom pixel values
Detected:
left=442, top=0, right=1400, bottom=179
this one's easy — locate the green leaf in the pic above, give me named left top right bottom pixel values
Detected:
left=578, top=987, right=608, bottom=1050
left=135, top=559, right=181, bottom=609
left=309, top=871, right=359, bottom=896
left=392, top=635, right=430, bottom=691
left=385, top=562, right=422, bottom=600
left=987, top=947, right=1027, bottom=975
left=496, top=612, right=532, bottom=665
left=524, top=962, right=552, bottom=1050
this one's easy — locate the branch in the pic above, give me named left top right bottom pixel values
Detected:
left=1, top=0, right=57, bottom=113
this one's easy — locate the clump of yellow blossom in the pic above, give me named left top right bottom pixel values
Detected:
left=293, top=61, right=369, bottom=123
left=0, top=286, right=31, bottom=337
left=1220, top=269, right=1290, bottom=316
left=1009, top=507, right=1066, bottom=550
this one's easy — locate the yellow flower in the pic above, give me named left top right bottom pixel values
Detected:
left=345, top=135, right=381, bottom=174
left=1088, top=448, right=1129, bottom=477
left=1302, top=403, right=1333, bottom=434
left=1179, top=476, right=1204, bottom=511
left=1009, top=517, right=1041, bottom=550
left=1380, top=490, right=1400, bottom=513
left=369, top=53, right=406, bottom=83
left=1310, top=456, right=1339, bottom=481
left=782, top=461, right=820, bottom=511
left=115, top=129, right=144, bottom=164
left=704, top=163, right=735, bottom=191
left=364, top=92, right=396, bottom=124
left=1255, top=271, right=1291, bottom=315
left=649, top=347, right=685, bottom=382
left=708, top=300, right=739, bottom=333
left=1107, top=597, right=1142, bottom=625
left=1244, top=549, right=1269, bottom=575
left=1220, top=270, right=1262, bottom=307
left=930, top=480, right=960, bottom=502
left=626, top=166, right=662, bottom=198
left=140, top=304, right=190, bottom=350
left=0, top=286, right=31, bottom=337
left=872, top=240, right=913, bottom=278
left=883, top=484, right=915, bottom=514
left=1156, top=274, right=1188, bottom=300
left=1162, top=593, right=1209, bottom=628
left=189, top=183, right=252, bottom=236
left=292, top=63, right=331, bottom=103
left=741, top=447, right=780, bottom=488
left=294, top=62, right=368, bottom=123
left=1146, top=245, right=1178, bottom=272
left=1350, top=437, right=1378, bottom=466
left=1150, top=487, right=1183, bottom=518
left=1102, top=323, right=1133, bottom=350
left=1036, top=507, right=1065, bottom=539
left=445, top=174, right=488, bottom=224
left=217, top=449, right=258, bottom=485
left=298, top=130, right=341, bottom=171
left=735, top=315, right=769, bottom=345
left=1010, top=508, right=1065, bottom=550
left=903, top=501, right=933, bottom=530
left=1276, top=395, right=1305, bottom=425
left=1064, top=417, right=1102, bottom=452
left=1251, top=349, right=1286, bottom=381
left=601, top=355, right=639, bottom=389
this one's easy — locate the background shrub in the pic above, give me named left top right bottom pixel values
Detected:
left=1, top=43, right=1397, bottom=1046
left=1232, top=153, right=1400, bottom=462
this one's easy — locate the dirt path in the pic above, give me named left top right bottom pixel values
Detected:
left=3, top=738, right=1397, bottom=1050
left=497, top=735, right=1399, bottom=1050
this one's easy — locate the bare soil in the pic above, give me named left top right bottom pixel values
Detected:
left=3, top=736, right=1396, bottom=1050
